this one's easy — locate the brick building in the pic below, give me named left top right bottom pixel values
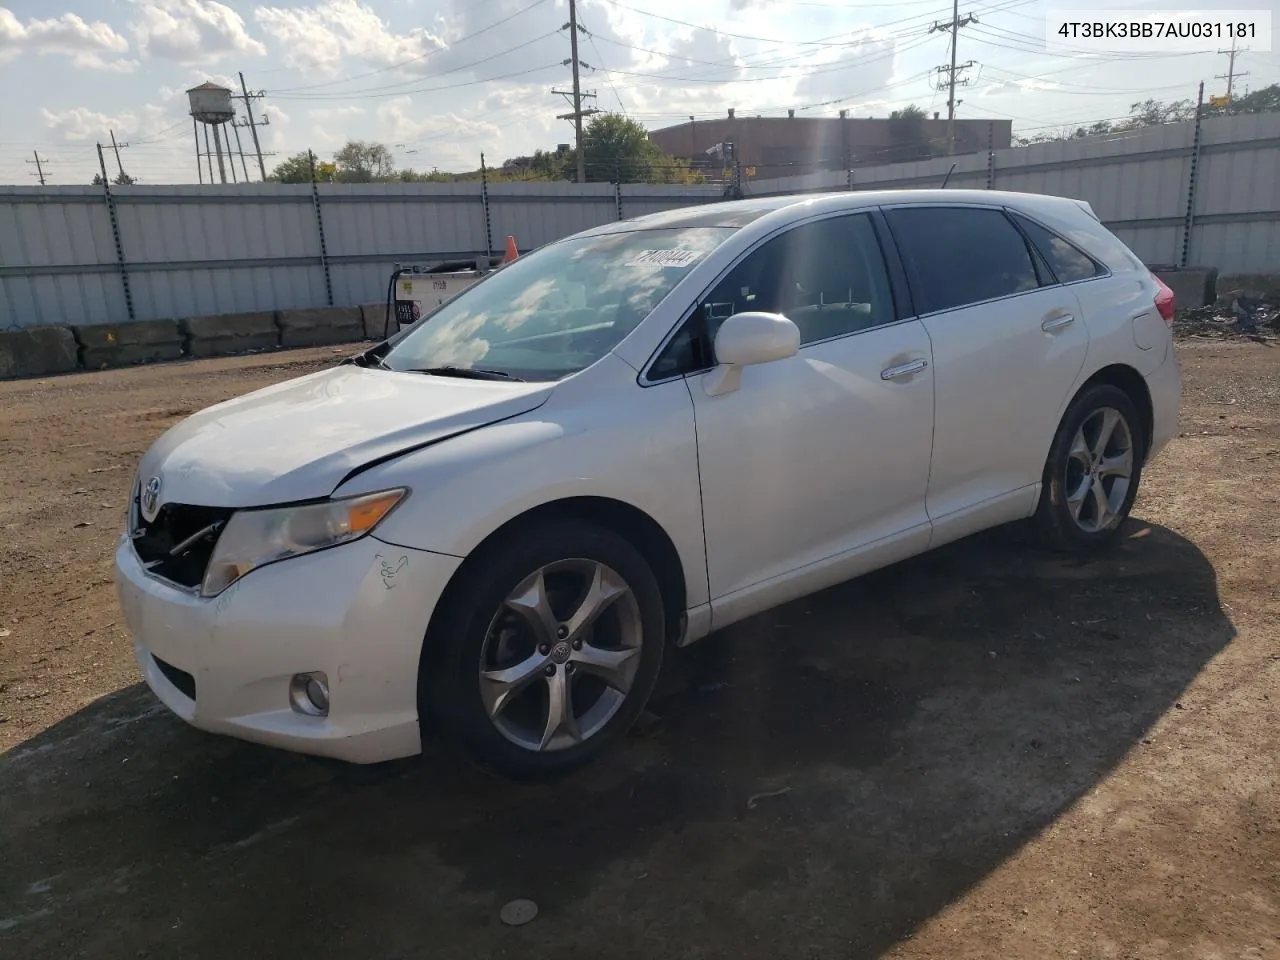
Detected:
left=648, top=110, right=1013, bottom=181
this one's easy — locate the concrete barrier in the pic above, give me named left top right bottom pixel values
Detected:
left=181, top=311, right=280, bottom=358
left=1216, top=273, right=1280, bottom=303
left=360, top=302, right=394, bottom=341
left=1153, top=267, right=1217, bottom=309
left=0, top=327, right=80, bottom=379
left=75, top=319, right=184, bottom=369
left=277, top=306, right=365, bottom=348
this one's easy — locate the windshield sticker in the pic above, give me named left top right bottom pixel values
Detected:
left=625, top=249, right=704, bottom=268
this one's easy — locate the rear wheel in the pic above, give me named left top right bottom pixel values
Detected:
left=421, top=521, right=664, bottom=779
left=1035, top=383, right=1144, bottom=553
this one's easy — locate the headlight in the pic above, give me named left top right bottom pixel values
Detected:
left=200, top=489, right=406, bottom=598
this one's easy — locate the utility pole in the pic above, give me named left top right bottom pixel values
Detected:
left=109, top=130, right=128, bottom=180
left=211, top=125, right=228, bottom=184
left=553, top=0, right=599, bottom=183
left=237, top=71, right=269, bottom=180
left=931, top=0, right=977, bottom=155
left=202, top=125, right=215, bottom=183
left=1215, top=38, right=1248, bottom=103
left=27, top=150, right=47, bottom=185
left=193, top=118, right=204, bottom=184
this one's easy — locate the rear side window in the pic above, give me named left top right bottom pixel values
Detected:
left=1012, top=213, right=1105, bottom=283
left=887, top=206, right=1039, bottom=314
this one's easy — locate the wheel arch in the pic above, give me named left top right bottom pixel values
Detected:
left=425, top=495, right=690, bottom=654
left=1075, top=363, right=1154, bottom=458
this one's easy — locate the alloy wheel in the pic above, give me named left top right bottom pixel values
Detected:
left=478, top=559, right=643, bottom=752
left=1064, top=406, right=1134, bottom=534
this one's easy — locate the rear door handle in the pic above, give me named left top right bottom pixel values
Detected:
left=880, top=358, right=928, bottom=381
left=1041, top=314, right=1076, bottom=332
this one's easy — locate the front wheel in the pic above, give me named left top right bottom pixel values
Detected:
left=1035, top=383, right=1145, bottom=553
left=421, top=521, right=665, bottom=780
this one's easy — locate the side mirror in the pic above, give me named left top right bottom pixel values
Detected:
left=704, top=312, right=799, bottom=396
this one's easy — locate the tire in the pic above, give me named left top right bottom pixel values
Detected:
left=1035, top=383, right=1145, bottom=554
left=420, top=520, right=665, bottom=780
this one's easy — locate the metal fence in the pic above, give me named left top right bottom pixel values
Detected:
left=0, top=179, right=724, bottom=330
left=745, top=111, right=1280, bottom=279
left=2, top=111, right=1277, bottom=330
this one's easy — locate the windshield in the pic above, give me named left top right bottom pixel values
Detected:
left=382, top=227, right=735, bottom=381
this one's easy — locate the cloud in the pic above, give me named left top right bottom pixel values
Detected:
left=376, top=95, right=500, bottom=143
left=41, top=106, right=138, bottom=142
left=792, top=36, right=896, bottom=105
left=308, top=105, right=366, bottom=120
left=255, top=0, right=445, bottom=76
left=0, top=7, right=134, bottom=69
left=131, top=0, right=266, bottom=65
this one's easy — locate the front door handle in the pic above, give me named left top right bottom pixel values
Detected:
left=1041, top=313, right=1076, bottom=332
left=880, top=358, right=929, bottom=381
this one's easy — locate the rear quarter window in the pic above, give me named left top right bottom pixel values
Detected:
left=1012, top=213, right=1105, bottom=283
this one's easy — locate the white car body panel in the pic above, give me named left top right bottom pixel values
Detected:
left=687, top=319, right=934, bottom=603
left=341, top=354, right=710, bottom=609
left=918, top=284, right=1089, bottom=523
left=115, top=188, right=1181, bottom=763
left=135, top=365, right=553, bottom=508
left=115, top=531, right=460, bottom=763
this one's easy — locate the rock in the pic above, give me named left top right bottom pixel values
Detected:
left=499, top=899, right=538, bottom=926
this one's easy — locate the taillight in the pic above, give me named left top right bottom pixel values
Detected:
left=1152, top=274, right=1175, bottom=327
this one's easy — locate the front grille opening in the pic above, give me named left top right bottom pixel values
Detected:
left=153, top=655, right=196, bottom=701
left=132, top=502, right=232, bottom=589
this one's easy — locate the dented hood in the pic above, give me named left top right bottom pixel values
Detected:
left=135, top=365, right=554, bottom=509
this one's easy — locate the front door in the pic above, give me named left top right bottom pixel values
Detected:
left=655, top=213, right=937, bottom=610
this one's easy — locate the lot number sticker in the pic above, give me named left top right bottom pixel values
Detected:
left=626, top=249, right=703, bottom=268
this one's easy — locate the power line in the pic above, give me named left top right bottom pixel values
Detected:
left=269, top=0, right=553, bottom=95
left=581, top=20, right=628, bottom=116
left=270, top=32, right=563, bottom=101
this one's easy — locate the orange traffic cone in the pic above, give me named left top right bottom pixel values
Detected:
left=503, top=235, right=519, bottom=263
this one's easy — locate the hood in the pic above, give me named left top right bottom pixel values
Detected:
left=136, top=365, right=554, bottom=508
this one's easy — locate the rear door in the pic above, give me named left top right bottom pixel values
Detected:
left=883, top=204, right=1089, bottom=535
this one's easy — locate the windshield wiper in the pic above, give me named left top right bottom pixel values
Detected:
left=405, top=365, right=525, bottom=382
left=345, top=348, right=391, bottom=369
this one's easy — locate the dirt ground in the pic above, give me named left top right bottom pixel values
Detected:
left=1, top=341, right=1277, bottom=960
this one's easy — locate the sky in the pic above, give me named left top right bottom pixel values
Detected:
left=0, top=0, right=1276, bottom=185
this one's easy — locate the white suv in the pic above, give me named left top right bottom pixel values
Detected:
left=115, top=190, right=1181, bottom=778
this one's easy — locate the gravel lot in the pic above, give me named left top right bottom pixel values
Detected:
left=1, top=340, right=1277, bottom=960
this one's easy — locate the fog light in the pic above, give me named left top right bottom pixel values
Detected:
left=289, top=672, right=330, bottom=717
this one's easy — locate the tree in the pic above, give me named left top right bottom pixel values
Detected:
left=1205, top=82, right=1280, bottom=117
left=886, top=104, right=936, bottom=162
left=113, top=171, right=136, bottom=186
left=333, top=140, right=395, bottom=182
left=268, top=151, right=337, bottom=183
left=580, top=113, right=700, bottom=184
left=1114, top=98, right=1196, bottom=131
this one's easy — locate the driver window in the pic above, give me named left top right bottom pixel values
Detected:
left=701, top=213, right=895, bottom=344
left=649, top=214, right=896, bottom=380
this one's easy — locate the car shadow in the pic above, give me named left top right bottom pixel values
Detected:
left=0, top=519, right=1234, bottom=960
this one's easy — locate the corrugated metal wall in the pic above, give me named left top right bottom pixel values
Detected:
left=0, top=181, right=721, bottom=330
left=1, top=113, right=1276, bottom=330
left=748, top=112, right=1280, bottom=278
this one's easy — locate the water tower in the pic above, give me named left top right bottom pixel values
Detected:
left=188, top=81, right=236, bottom=184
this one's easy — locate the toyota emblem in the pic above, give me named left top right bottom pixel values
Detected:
left=141, top=475, right=162, bottom=522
